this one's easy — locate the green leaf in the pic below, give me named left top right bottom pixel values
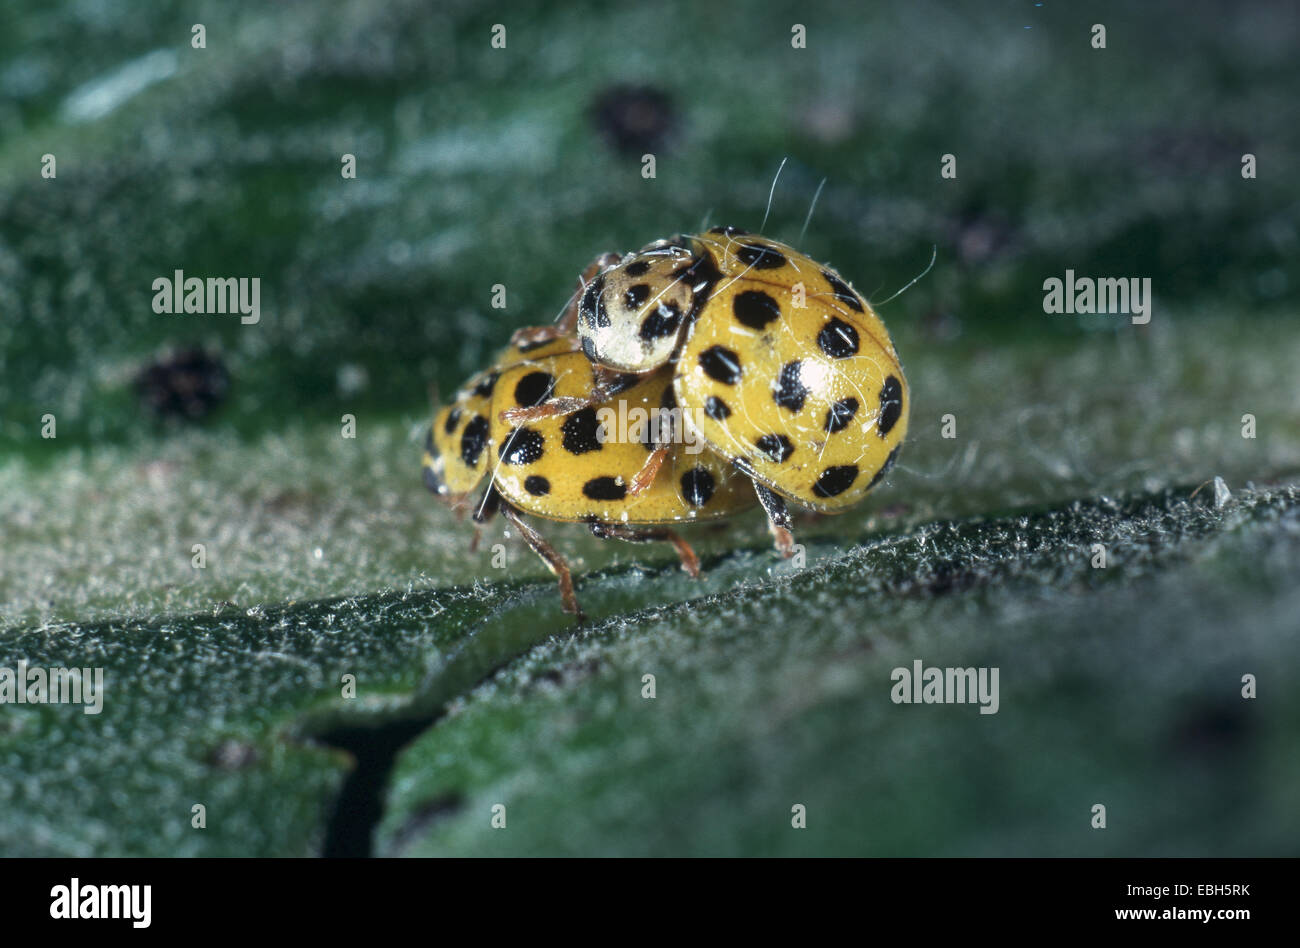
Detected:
left=375, top=486, right=1300, bottom=856
left=2, top=0, right=1298, bottom=856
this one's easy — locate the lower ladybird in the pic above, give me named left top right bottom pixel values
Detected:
left=425, top=343, right=755, bottom=618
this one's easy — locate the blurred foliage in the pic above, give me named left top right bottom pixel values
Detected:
left=0, top=0, right=1297, bottom=855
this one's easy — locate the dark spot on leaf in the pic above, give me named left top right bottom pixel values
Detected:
left=590, top=85, right=677, bottom=155
left=134, top=348, right=229, bottom=420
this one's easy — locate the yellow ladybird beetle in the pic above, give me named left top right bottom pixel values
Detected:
left=423, top=334, right=756, bottom=618
left=426, top=228, right=908, bottom=616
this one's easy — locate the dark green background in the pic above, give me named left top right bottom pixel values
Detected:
left=1, top=1, right=1297, bottom=855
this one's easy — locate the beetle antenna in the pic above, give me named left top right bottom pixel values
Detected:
left=798, top=177, right=828, bottom=243
left=875, top=245, right=938, bottom=307
left=760, top=157, right=787, bottom=233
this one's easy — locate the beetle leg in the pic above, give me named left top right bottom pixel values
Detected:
left=588, top=521, right=701, bottom=579
left=506, top=325, right=583, bottom=352
left=468, top=482, right=502, bottom=553
left=628, top=443, right=671, bottom=495
left=751, top=480, right=796, bottom=558
left=501, top=503, right=583, bottom=618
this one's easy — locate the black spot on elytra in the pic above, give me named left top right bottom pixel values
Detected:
left=699, top=346, right=742, bottom=384
left=704, top=395, right=731, bottom=420
left=623, top=259, right=651, bottom=277
left=732, top=289, right=781, bottom=330
left=813, top=464, right=859, bottom=498
left=624, top=284, right=651, bottom=310
left=817, top=318, right=860, bottom=359
left=675, top=253, right=722, bottom=301
left=680, top=467, right=716, bottom=507
left=443, top=407, right=461, bottom=435
left=867, top=445, right=901, bottom=489
left=579, top=274, right=609, bottom=329
left=562, top=407, right=603, bottom=454
left=821, top=269, right=865, bottom=313
left=755, top=433, right=794, bottom=463
left=660, top=386, right=678, bottom=412
left=639, top=301, right=681, bottom=340
left=513, top=371, right=555, bottom=407
left=772, top=361, right=809, bottom=413
left=524, top=475, right=551, bottom=496
left=708, top=225, right=749, bottom=236
left=878, top=375, right=903, bottom=436
left=499, top=426, right=544, bottom=465
left=581, top=334, right=598, bottom=361
left=424, top=426, right=436, bottom=454
left=736, top=243, right=787, bottom=270
left=583, top=476, right=627, bottom=501
left=824, top=397, right=859, bottom=433
left=472, top=371, right=499, bottom=398
left=460, top=415, right=490, bottom=467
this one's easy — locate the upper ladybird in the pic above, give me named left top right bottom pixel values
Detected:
left=576, top=228, right=907, bottom=512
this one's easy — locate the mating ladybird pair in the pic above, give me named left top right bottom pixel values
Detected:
left=423, top=227, right=908, bottom=617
